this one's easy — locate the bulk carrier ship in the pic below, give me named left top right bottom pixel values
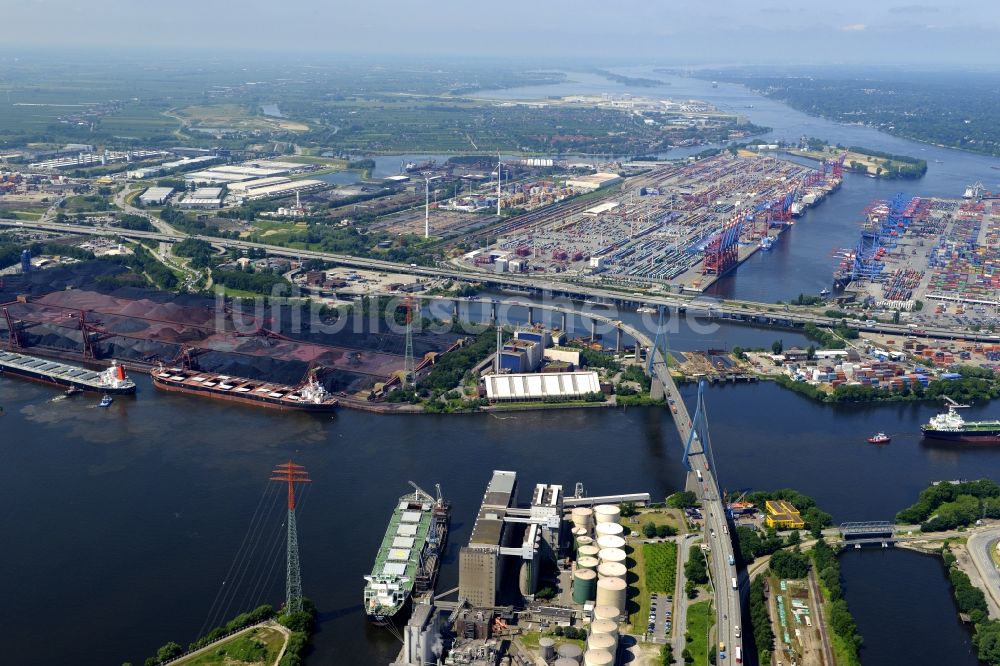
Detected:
left=0, top=350, right=135, bottom=394
left=364, top=483, right=450, bottom=624
left=921, top=398, right=1000, bottom=443
left=152, top=364, right=338, bottom=412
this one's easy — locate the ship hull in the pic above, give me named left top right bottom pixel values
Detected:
left=0, top=357, right=136, bottom=395
left=152, top=376, right=337, bottom=412
left=366, top=595, right=412, bottom=625
left=921, top=428, right=1000, bottom=443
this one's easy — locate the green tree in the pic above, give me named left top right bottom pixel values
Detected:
left=772, top=339, right=784, bottom=354
left=769, top=549, right=810, bottom=579
left=643, top=522, right=658, bottom=539
left=668, top=491, right=699, bottom=509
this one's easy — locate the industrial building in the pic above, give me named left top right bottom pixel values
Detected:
left=458, top=471, right=565, bottom=608
left=127, top=155, right=218, bottom=179
left=238, top=179, right=326, bottom=201
left=138, top=187, right=173, bottom=206
left=764, top=500, right=805, bottom=529
left=498, top=338, right=542, bottom=373
left=564, top=172, right=622, bottom=192
left=177, top=187, right=224, bottom=209
left=28, top=149, right=169, bottom=171
left=483, top=371, right=601, bottom=402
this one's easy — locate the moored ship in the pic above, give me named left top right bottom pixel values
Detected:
left=152, top=364, right=337, bottom=412
left=921, top=399, right=1000, bottom=443
left=364, top=483, right=450, bottom=624
left=0, top=350, right=135, bottom=394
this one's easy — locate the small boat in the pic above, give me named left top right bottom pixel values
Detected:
left=99, top=395, right=113, bottom=408
left=820, top=288, right=829, bottom=296
left=65, top=386, right=82, bottom=397
left=867, top=432, right=891, bottom=444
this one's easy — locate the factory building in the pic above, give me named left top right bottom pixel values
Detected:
left=565, top=172, right=622, bottom=192
left=127, top=155, right=218, bottom=179
left=764, top=500, right=805, bottom=529
left=498, top=338, right=542, bottom=373
left=459, top=471, right=566, bottom=608
left=391, top=602, right=445, bottom=666
left=459, top=470, right=518, bottom=608
left=177, top=187, right=224, bottom=209
left=138, top=187, right=174, bottom=206
left=483, top=371, right=601, bottom=402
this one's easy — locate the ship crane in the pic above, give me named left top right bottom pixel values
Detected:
left=407, top=481, right=436, bottom=504
left=943, top=396, right=970, bottom=409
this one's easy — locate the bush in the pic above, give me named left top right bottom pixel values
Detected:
left=769, top=548, right=810, bottom=579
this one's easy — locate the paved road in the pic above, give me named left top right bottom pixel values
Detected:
left=3, top=219, right=997, bottom=345
left=966, top=527, right=1000, bottom=619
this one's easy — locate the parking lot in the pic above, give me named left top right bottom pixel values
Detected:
left=647, top=591, right=673, bottom=643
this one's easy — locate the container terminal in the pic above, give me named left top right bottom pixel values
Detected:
left=460, top=152, right=844, bottom=293
left=832, top=190, right=1000, bottom=332
left=391, top=470, right=653, bottom=666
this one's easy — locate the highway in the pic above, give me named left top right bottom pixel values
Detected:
left=4, top=217, right=997, bottom=345
left=966, top=527, right=1000, bottom=619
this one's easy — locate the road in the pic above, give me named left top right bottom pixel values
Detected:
left=112, top=185, right=183, bottom=236
left=2, top=218, right=997, bottom=345
left=966, top=527, right=1000, bottom=619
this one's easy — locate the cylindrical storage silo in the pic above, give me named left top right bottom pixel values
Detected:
left=598, top=547, right=627, bottom=566
left=597, top=561, right=628, bottom=582
left=572, top=526, right=587, bottom=541
left=539, top=637, right=555, bottom=661
left=578, top=544, right=601, bottom=560
left=577, top=555, right=600, bottom=571
left=587, top=631, right=617, bottom=653
left=596, top=576, right=627, bottom=613
left=583, top=648, right=614, bottom=666
left=595, top=522, right=624, bottom=538
left=594, top=504, right=621, bottom=525
left=572, top=568, right=597, bottom=604
left=590, top=618, right=619, bottom=643
left=577, top=535, right=595, bottom=551
left=519, top=559, right=538, bottom=596
left=596, top=535, right=626, bottom=551
left=557, top=642, right=584, bottom=663
left=555, top=659, right=579, bottom=666
left=593, top=605, right=620, bottom=624
left=572, top=507, right=595, bottom=531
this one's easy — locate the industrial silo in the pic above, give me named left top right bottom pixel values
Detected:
left=539, top=637, right=556, bottom=661
left=572, top=527, right=588, bottom=547
left=577, top=555, right=600, bottom=571
left=554, top=658, right=579, bottom=666
left=557, top=642, right=584, bottom=663
left=590, top=618, right=619, bottom=643
left=595, top=577, right=627, bottom=613
left=596, top=535, right=626, bottom=551
left=597, top=561, right=627, bottom=582
left=597, top=547, right=627, bottom=566
left=576, top=535, right=595, bottom=552
left=593, top=605, right=620, bottom=624
left=578, top=544, right=601, bottom=560
left=583, top=648, right=615, bottom=666
left=519, top=559, right=538, bottom=597
left=572, top=568, right=597, bottom=604
left=595, top=522, right=624, bottom=538
left=587, top=631, right=617, bottom=653
left=572, top=507, right=595, bottom=531
left=593, top=504, right=621, bottom=525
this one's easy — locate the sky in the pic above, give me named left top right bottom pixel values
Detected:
left=4, top=0, right=1000, bottom=66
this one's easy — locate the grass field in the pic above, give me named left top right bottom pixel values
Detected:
left=632, top=541, right=678, bottom=635
left=177, top=104, right=309, bottom=133
left=172, top=626, right=285, bottom=666
left=686, top=600, right=713, bottom=664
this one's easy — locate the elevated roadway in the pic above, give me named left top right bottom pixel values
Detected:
left=4, top=218, right=996, bottom=345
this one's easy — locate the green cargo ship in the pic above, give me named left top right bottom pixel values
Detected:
left=363, top=483, right=449, bottom=624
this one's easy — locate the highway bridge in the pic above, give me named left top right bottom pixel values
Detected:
left=4, top=218, right=996, bottom=346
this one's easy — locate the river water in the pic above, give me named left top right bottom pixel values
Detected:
left=3, top=71, right=999, bottom=665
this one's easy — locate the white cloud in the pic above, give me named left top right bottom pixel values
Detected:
left=840, top=23, right=867, bottom=31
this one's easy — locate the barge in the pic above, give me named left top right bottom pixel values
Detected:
left=152, top=364, right=338, bottom=412
left=0, top=350, right=135, bottom=394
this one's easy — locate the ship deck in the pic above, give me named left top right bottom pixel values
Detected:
left=0, top=350, right=111, bottom=388
left=367, top=499, right=434, bottom=585
left=154, top=367, right=335, bottom=407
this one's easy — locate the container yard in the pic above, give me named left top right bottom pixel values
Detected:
left=834, top=192, right=1000, bottom=331
left=464, top=153, right=842, bottom=292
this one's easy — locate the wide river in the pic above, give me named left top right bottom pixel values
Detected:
left=3, top=70, right=1000, bottom=665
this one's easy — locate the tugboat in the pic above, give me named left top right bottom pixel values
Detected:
left=867, top=432, right=891, bottom=444
left=99, top=395, right=113, bottom=408
left=820, top=288, right=830, bottom=297
left=64, top=386, right=83, bottom=397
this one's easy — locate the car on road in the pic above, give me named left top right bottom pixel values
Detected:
left=735, top=626, right=741, bottom=638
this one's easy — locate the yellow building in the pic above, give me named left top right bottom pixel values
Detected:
left=764, top=500, right=805, bottom=529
